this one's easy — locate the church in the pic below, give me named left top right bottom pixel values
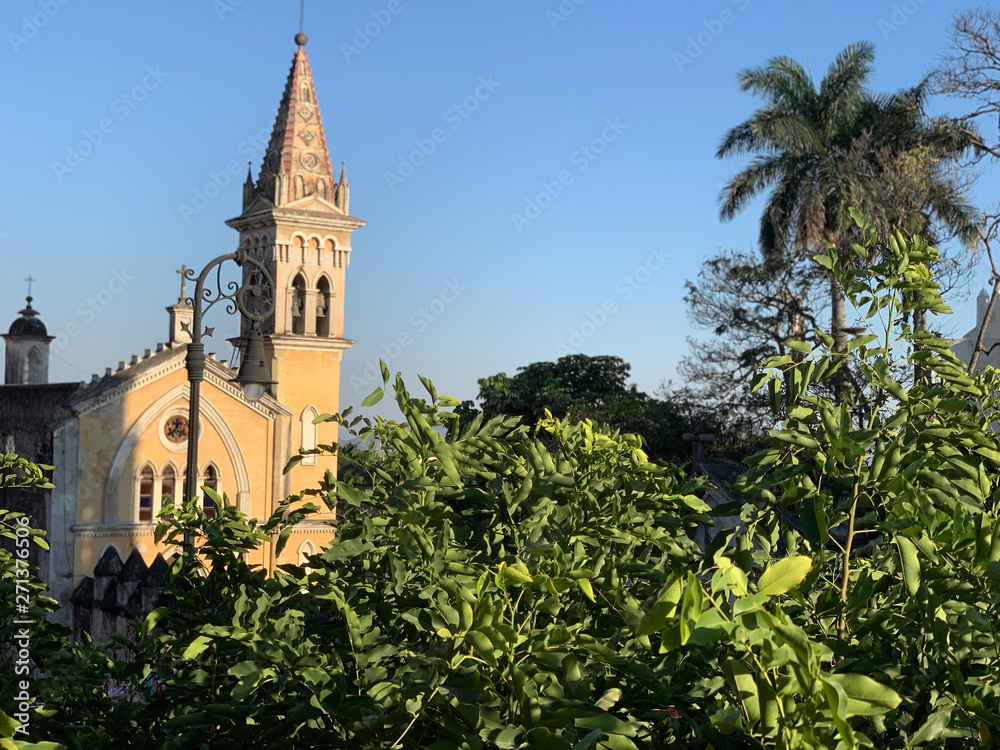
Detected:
left=0, top=32, right=362, bottom=628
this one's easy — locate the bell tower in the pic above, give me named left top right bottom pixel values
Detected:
left=227, top=33, right=365, bottom=492
left=3, top=295, right=55, bottom=385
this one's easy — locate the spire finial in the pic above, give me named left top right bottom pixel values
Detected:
left=295, top=0, right=307, bottom=46
left=24, top=275, right=35, bottom=298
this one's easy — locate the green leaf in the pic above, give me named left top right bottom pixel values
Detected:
left=848, top=334, right=878, bottom=351
left=814, top=253, right=834, bottom=270
left=0, top=713, right=17, bottom=738
left=594, top=688, right=621, bottom=711
left=815, top=328, right=835, bottom=349
left=181, top=635, right=212, bottom=660
left=757, top=556, right=812, bottom=597
left=361, top=387, right=384, bottom=407
left=575, top=712, right=636, bottom=737
left=785, top=340, right=812, bottom=354
left=800, top=496, right=828, bottom=546
left=824, top=672, right=901, bottom=716
left=571, top=729, right=602, bottom=750
left=895, top=536, right=920, bottom=597
left=724, top=659, right=760, bottom=727
left=908, top=705, right=953, bottom=745
left=769, top=429, right=820, bottom=450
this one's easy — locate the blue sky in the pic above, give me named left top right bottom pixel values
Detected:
left=1, top=0, right=996, bottom=415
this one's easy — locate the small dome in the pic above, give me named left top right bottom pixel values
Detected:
left=8, top=297, right=48, bottom=337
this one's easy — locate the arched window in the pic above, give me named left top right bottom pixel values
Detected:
left=297, top=540, right=316, bottom=566
left=317, top=178, right=328, bottom=202
left=137, top=466, right=155, bottom=522
left=291, top=275, right=307, bottom=335
left=25, top=348, right=43, bottom=384
left=301, top=406, right=319, bottom=466
left=300, top=84, right=311, bottom=103
left=316, top=277, right=331, bottom=337
left=161, top=465, right=177, bottom=510
left=203, top=465, right=219, bottom=519
left=294, top=175, right=306, bottom=200
left=1, top=432, right=14, bottom=455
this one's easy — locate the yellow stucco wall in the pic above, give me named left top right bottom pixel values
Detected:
left=72, top=356, right=283, bottom=582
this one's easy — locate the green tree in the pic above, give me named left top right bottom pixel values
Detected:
left=0, top=454, right=69, bottom=750
left=711, top=212, right=1000, bottom=745
left=469, top=354, right=702, bottom=461
left=679, top=246, right=829, bottom=450
left=718, top=41, right=979, bottom=360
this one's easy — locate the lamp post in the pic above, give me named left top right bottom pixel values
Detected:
left=182, top=249, right=276, bottom=506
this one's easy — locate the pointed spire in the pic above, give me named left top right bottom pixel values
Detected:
left=337, top=160, right=350, bottom=213
left=242, top=161, right=255, bottom=211
left=253, top=35, right=336, bottom=210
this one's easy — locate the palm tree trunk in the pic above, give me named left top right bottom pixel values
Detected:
left=828, top=230, right=850, bottom=401
left=831, top=276, right=848, bottom=354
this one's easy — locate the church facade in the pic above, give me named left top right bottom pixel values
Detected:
left=0, top=33, right=362, bottom=627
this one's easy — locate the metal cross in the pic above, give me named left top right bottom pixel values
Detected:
left=24, top=276, right=35, bottom=297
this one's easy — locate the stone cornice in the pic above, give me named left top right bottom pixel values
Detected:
left=269, top=334, right=356, bottom=353
left=71, top=347, right=288, bottom=419
left=226, top=207, right=365, bottom=234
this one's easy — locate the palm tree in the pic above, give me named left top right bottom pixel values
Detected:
left=717, top=41, right=979, bottom=359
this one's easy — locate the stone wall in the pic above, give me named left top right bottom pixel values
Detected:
left=70, top=546, right=169, bottom=656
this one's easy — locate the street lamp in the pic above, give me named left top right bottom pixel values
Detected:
left=182, top=248, right=276, bottom=505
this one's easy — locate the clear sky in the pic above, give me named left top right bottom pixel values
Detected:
left=1, top=0, right=996, bottom=416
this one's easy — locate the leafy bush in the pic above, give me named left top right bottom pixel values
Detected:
left=32, top=374, right=722, bottom=748
left=20, top=212, right=1000, bottom=748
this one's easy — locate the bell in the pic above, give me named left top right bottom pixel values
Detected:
left=291, top=299, right=302, bottom=318
left=316, top=304, right=326, bottom=319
